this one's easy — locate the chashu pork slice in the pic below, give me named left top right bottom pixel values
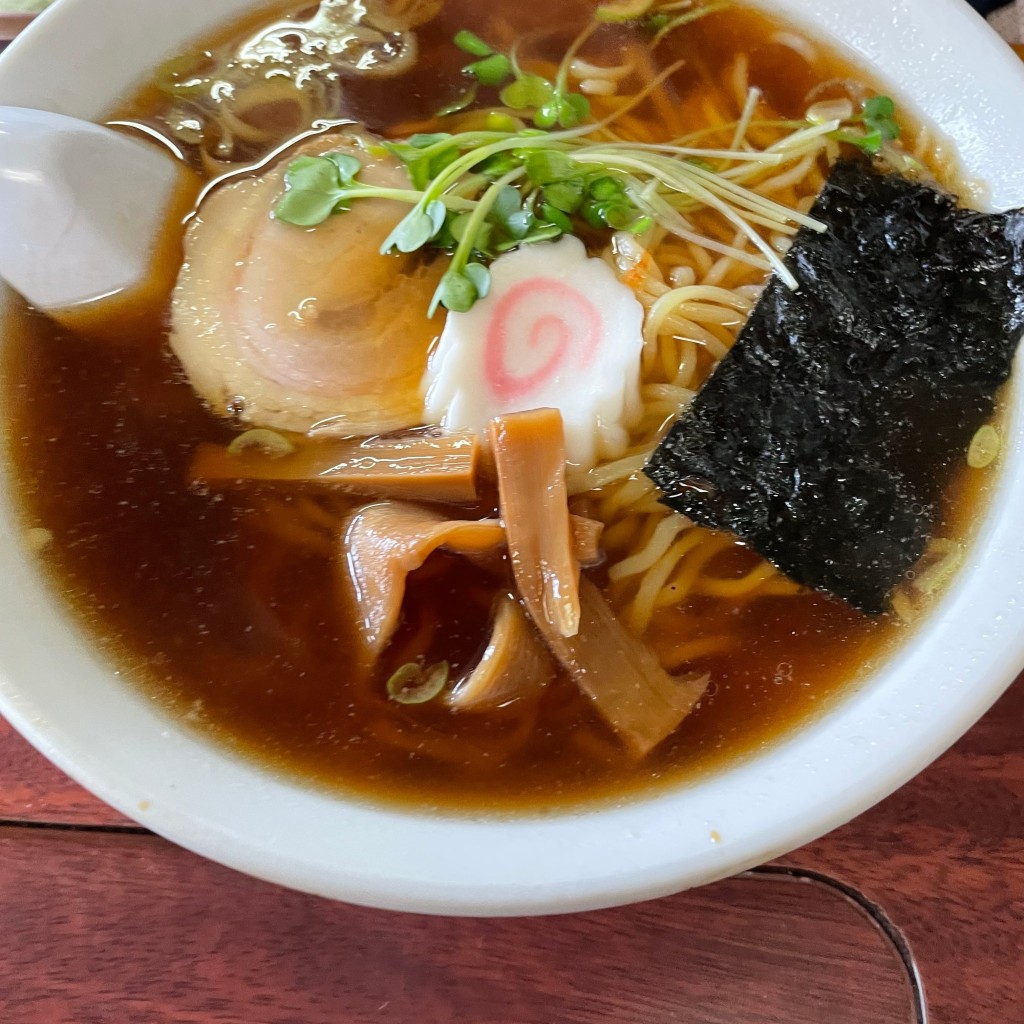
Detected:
left=171, top=131, right=444, bottom=435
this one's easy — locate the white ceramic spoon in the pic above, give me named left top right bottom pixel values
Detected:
left=0, top=105, right=187, bottom=314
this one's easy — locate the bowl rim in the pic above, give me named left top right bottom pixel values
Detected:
left=1, top=0, right=1023, bottom=916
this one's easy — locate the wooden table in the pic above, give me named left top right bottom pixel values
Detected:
left=2, top=674, right=1021, bottom=1023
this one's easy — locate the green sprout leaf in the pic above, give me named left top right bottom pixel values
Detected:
left=524, top=150, right=576, bottom=185
left=492, top=184, right=522, bottom=224
left=276, top=153, right=357, bottom=226
left=501, top=74, right=555, bottom=110
left=284, top=155, right=342, bottom=193
left=580, top=197, right=609, bottom=229
left=604, top=203, right=638, bottom=230
left=275, top=189, right=342, bottom=227
left=384, top=208, right=437, bottom=253
left=833, top=96, right=900, bottom=155
left=425, top=147, right=462, bottom=183
left=463, top=262, right=491, bottom=300
left=449, top=212, right=473, bottom=244
left=444, top=30, right=591, bottom=128
left=544, top=178, right=585, bottom=212
left=541, top=203, right=573, bottom=233
left=863, top=96, right=899, bottom=142
left=480, top=151, right=522, bottom=178
left=436, top=268, right=480, bottom=312
left=453, top=30, right=493, bottom=57
left=860, top=130, right=884, bottom=153
left=533, top=102, right=560, bottom=130
left=448, top=216, right=495, bottom=255
left=589, top=175, right=626, bottom=201
left=522, top=222, right=563, bottom=244
left=431, top=212, right=458, bottom=250
left=426, top=199, right=448, bottom=236
left=467, top=53, right=512, bottom=86
left=505, top=208, right=534, bottom=239
left=557, top=93, right=591, bottom=128
left=381, top=141, right=423, bottom=165
left=473, top=223, right=496, bottom=254
left=324, top=152, right=362, bottom=182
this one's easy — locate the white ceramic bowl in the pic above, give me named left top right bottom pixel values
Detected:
left=1, top=0, right=1023, bottom=916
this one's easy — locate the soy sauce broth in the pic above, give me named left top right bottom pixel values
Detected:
left=0, top=0, right=994, bottom=812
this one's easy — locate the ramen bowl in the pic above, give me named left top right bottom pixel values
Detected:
left=0, top=0, right=1023, bottom=915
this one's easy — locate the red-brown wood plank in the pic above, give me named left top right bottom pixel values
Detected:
left=780, top=677, right=1024, bottom=1024
left=0, top=716, right=129, bottom=825
left=0, top=829, right=917, bottom=1024
left=0, top=14, right=33, bottom=44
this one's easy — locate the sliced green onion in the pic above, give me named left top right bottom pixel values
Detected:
left=387, top=661, right=450, bottom=704
left=911, top=541, right=963, bottom=597
left=24, top=527, right=54, bottom=555
left=436, top=85, right=479, bottom=118
left=967, top=424, right=1000, bottom=469
left=227, top=429, right=295, bottom=459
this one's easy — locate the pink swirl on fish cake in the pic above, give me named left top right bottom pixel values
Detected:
left=483, top=278, right=602, bottom=401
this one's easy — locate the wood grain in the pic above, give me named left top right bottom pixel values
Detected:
left=0, top=828, right=918, bottom=1024
left=780, top=677, right=1024, bottom=1024
left=0, top=716, right=129, bottom=825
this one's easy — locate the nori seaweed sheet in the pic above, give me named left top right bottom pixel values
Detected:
left=645, top=159, right=1024, bottom=614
